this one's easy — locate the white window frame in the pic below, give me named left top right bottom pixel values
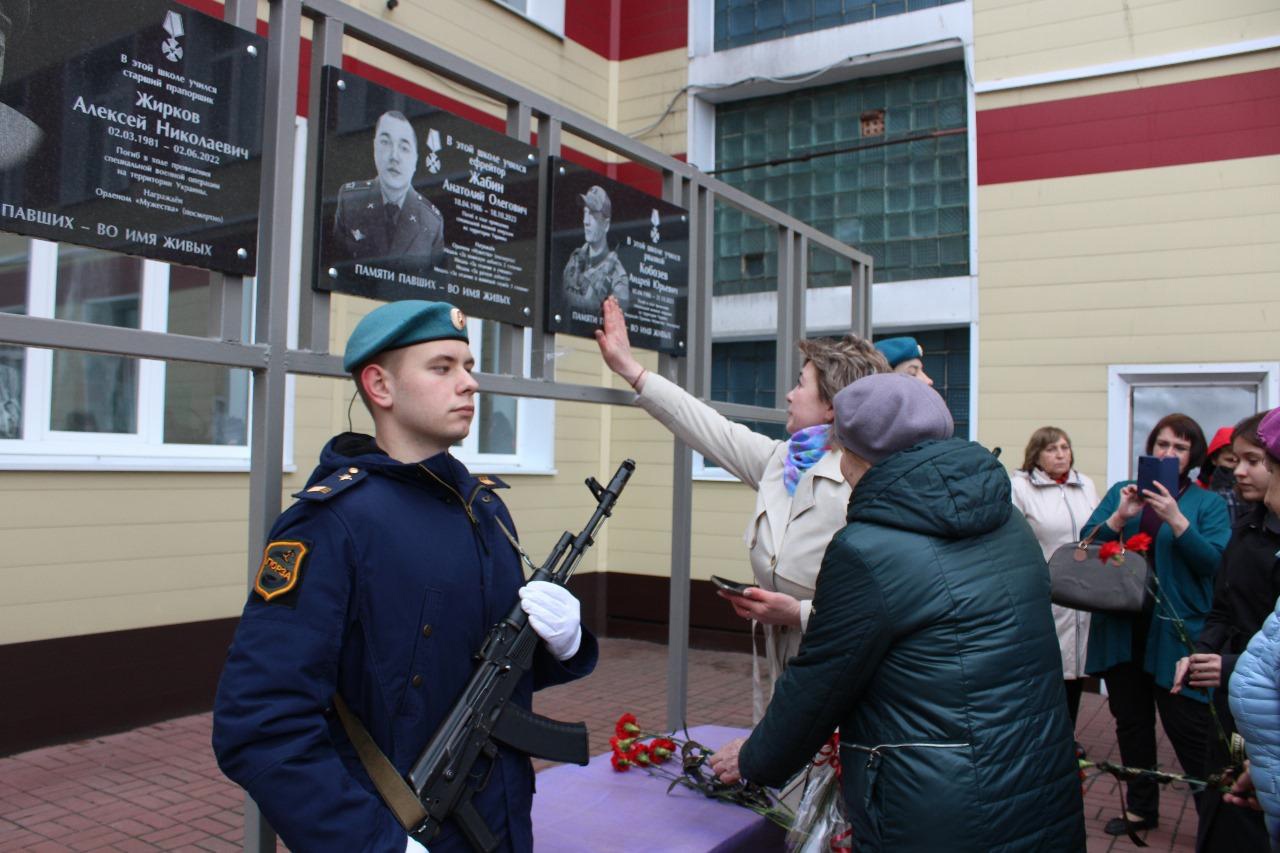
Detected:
left=1106, top=362, right=1279, bottom=486
left=0, top=120, right=309, bottom=472
left=452, top=318, right=555, bottom=475
left=487, top=0, right=565, bottom=38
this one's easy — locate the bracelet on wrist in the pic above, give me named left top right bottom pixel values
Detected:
left=629, top=369, right=646, bottom=391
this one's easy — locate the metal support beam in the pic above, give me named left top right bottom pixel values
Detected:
left=661, top=169, right=693, bottom=731
left=0, top=313, right=267, bottom=368
left=529, top=115, right=561, bottom=380
left=297, top=14, right=343, bottom=353
left=775, top=228, right=804, bottom=409
left=243, top=2, right=303, bottom=851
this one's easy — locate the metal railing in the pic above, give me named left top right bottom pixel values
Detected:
left=0, top=1, right=872, bottom=848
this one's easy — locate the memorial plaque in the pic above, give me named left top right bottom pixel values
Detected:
left=315, top=69, right=538, bottom=325
left=0, top=0, right=268, bottom=275
left=546, top=158, right=688, bottom=355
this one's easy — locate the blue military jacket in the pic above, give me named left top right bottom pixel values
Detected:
left=212, top=433, right=598, bottom=852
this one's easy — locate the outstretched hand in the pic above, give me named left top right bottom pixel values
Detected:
left=593, top=297, right=645, bottom=388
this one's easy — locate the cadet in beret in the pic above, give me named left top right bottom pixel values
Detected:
left=875, top=335, right=934, bottom=386
left=562, top=185, right=629, bottom=314
left=0, top=0, right=43, bottom=170
left=333, top=111, right=445, bottom=268
left=213, top=300, right=598, bottom=852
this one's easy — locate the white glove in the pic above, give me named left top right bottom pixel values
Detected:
left=518, top=581, right=582, bottom=661
left=406, top=837, right=428, bottom=853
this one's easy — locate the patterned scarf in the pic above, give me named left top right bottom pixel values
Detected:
left=783, top=423, right=832, bottom=496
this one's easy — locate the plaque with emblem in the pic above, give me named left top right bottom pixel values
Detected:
left=0, top=0, right=268, bottom=275
left=545, top=158, right=688, bottom=355
left=314, top=69, right=538, bottom=326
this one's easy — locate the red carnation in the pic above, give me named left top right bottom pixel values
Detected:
left=649, top=738, right=677, bottom=764
left=627, top=743, right=651, bottom=766
left=1125, top=532, right=1153, bottom=553
left=1098, top=541, right=1123, bottom=564
left=610, top=735, right=636, bottom=753
left=611, top=752, right=631, bottom=772
left=615, top=713, right=641, bottom=738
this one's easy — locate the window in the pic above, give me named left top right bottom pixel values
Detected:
left=695, top=339, right=786, bottom=479
left=1106, top=363, right=1279, bottom=486
left=451, top=318, right=555, bottom=474
left=714, top=0, right=967, bottom=52
left=489, top=0, right=565, bottom=37
left=0, top=236, right=267, bottom=470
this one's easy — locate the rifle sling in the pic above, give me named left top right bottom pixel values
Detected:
left=332, top=693, right=428, bottom=831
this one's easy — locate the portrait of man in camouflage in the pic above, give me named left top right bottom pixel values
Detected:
left=562, top=185, right=629, bottom=313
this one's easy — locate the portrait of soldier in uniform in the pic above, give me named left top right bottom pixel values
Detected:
left=562, top=185, right=629, bottom=313
left=332, top=110, right=445, bottom=268
left=0, top=0, right=43, bottom=170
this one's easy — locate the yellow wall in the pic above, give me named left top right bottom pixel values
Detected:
left=974, top=0, right=1280, bottom=83
left=977, top=154, right=1280, bottom=487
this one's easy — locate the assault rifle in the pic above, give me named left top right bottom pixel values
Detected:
left=407, top=459, right=635, bottom=851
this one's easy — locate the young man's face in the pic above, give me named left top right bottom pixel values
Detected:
left=379, top=339, right=478, bottom=450
left=583, top=207, right=607, bottom=246
left=373, top=113, right=417, bottom=197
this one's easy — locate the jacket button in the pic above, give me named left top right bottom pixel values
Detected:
left=422, top=624, right=433, bottom=638
left=770, top=556, right=777, bottom=568
left=411, top=674, right=423, bottom=687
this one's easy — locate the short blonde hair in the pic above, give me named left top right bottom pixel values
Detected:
left=797, top=334, right=890, bottom=403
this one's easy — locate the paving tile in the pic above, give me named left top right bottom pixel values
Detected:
left=0, top=638, right=1198, bottom=852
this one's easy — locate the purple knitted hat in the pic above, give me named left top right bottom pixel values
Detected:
left=833, top=373, right=953, bottom=465
left=1258, top=408, right=1280, bottom=460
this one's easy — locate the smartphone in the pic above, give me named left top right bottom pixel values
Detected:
left=1136, top=455, right=1179, bottom=497
left=710, top=575, right=758, bottom=596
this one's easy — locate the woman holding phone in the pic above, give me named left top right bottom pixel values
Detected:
left=593, top=296, right=888, bottom=718
left=1084, top=413, right=1232, bottom=837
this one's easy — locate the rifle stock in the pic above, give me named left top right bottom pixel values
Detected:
left=406, top=459, right=635, bottom=851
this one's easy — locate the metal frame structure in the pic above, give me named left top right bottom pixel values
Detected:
left=0, top=1, right=872, bottom=847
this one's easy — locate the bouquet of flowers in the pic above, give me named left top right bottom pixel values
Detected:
left=608, top=713, right=794, bottom=830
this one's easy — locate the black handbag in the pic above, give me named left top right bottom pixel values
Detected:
left=1047, top=524, right=1153, bottom=614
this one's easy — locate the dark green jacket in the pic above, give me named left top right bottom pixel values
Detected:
left=739, top=439, right=1085, bottom=852
left=1083, top=480, right=1230, bottom=696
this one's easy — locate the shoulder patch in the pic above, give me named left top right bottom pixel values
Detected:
left=475, top=474, right=509, bottom=489
left=254, top=540, right=309, bottom=603
left=294, top=466, right=369, bottom=502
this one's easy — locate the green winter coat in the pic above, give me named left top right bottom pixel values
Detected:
left=738, top=438, right=1085, bottom=852
left=1083, top=481, right=1230, bottom=696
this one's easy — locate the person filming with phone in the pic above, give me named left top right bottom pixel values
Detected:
left=1083, top=413, right=1231, bottom=838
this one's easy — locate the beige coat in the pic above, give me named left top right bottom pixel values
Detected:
left=1010, top=467, right=1100, bottom=678
left=637, top=373, right=851, bottom=719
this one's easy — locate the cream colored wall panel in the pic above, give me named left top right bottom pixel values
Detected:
left=2, top=548, right=243, bottom=607
left=983, top=215, right=1279, bottom=263
left=975, top=0, right=1280, bottom=83
left=980, top=183, right=1279, bottom=240
left=976, top=50, right=1280, bottom=110
left=0, top=484, right=246, bottom=530
left=0, top=583, right=248, bottom=645
left=984, top=274, right=1280, bottom=314
left=3, top=521, right=247, bottom=568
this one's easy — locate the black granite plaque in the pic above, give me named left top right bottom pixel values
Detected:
left=0, top=0, right=267, bottom=275
left=315, top=69, right=538, bottom=325
left=546, top=158, right=688, bottom=355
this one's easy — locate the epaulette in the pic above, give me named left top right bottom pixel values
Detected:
left=338, top=179, right=375, bottom=193
left=474, top=474, right=509, bottom=490
left=294, top=465, right=370, bottom=501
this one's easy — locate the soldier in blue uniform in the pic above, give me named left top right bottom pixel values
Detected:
left=212, top=300, right=597, bottom=852
left=333, top=110, right=446, bottom=268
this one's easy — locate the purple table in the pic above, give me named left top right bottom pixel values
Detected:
left=531, top=725, right=786, bottom=852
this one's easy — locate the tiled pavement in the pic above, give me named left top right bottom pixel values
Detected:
left=0, top=638, right=1200, bottom=851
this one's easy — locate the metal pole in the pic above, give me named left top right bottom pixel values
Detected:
left=663, top=171, right=693, bottom=731
left=242, top=1, right=302, bottom=850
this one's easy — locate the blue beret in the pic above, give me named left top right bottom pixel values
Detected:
left=343, top=300, right=469, bottom=372
left=874, top=336, right=924, bottom=368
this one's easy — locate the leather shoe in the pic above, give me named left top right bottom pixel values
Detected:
left=1104, top=813, right=1158, bottom=835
